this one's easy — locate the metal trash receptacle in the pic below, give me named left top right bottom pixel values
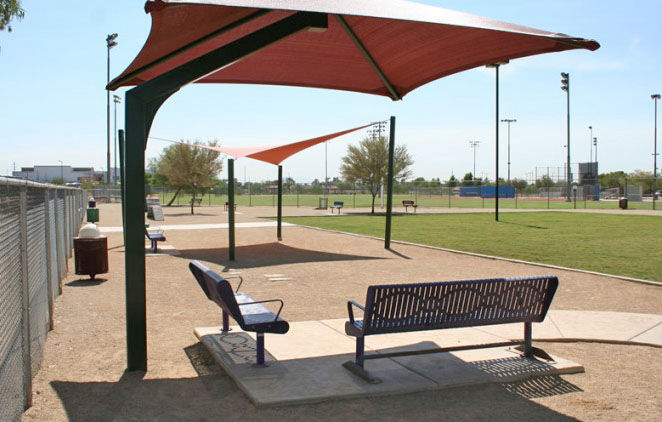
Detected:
left=618, top=197, right=628, bottom=210
left=74, top=237, right=108, bottom=280
left=86, top=207, right=99, bottom=223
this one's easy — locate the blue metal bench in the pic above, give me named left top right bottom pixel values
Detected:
left=144, top=228, right=166, bottom=253
left=344, top=275, right=558, bottom=383
left=189, top=261, right=289, bottom=366
left=330, top=200, right=344, bottom=214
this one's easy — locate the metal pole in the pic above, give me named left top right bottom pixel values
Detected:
left=277, top=165, right=282, bottom=240
left=495, top=64, right=500, bottom=222
left=19, top=188, right=33, bottom=408
left=384, top=116, right=396, bottom=249
left=107, top=44, right=111, bottom=185
left=653, top=94, right=660, bottom=210
left=566, top=76, right=571, bottom=201
left=228, top=159, right=235, bottom=260
left=114, top=98, right=118, bottom=184
left=325, top=141, right=328, bottom=199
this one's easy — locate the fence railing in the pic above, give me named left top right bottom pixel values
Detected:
left=0, top=177, right=85, bottom=421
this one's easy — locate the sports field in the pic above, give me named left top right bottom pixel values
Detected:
left=281, top=212, right=662, bottom=282
left=160, top=192, right=661, bottom=210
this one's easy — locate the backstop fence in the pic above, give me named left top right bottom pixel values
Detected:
left=0, top=177, right=85, bottom=421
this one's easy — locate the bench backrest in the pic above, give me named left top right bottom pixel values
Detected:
left=189, top=261, right=244, bottom=326
left=361, top=276, right=557, bottom=335
left=334, top=201, right=344, bottom=207
left=402, top=200, right=414, bottom=205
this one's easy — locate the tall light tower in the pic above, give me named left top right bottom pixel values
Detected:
left=652, top=94, right=660, bottom=180
left=561, top=72, right=571, bottom=201
left=501, top=118, right=516, bottom=183
left=106, top=33, right=118, bottom=185
left=469, top=140, right=480, bottom=181
left=113, top=95, right=122, bottom=184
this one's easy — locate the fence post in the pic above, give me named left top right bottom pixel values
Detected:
left=18, top=187, right=33, bottom=409
left=43, top=190, right=55, bottom=331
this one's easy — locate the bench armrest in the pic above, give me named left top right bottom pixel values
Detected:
left=347, top=300, right=365, bottom=325
left=238, top=299, right=284, bottom=320
left=224, top=275, right=243, bottom=293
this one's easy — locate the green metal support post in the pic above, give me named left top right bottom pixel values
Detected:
left=384, top=116, right=396, bottom=249
left=118, top=129, right=126, bottom=245
left=119, top=11, right=328, bottom=371
left=277, top=165, right=283, bottom=240
left=228, top=158, right=235, bottom=260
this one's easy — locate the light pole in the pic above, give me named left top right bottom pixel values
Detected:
left=486, top=61, right=508, bottom=221
left=106, top=33, right=118, bottom=185
left=593, top=136, right=598, bottom=200
left=501, top=118, right=516, bottom=183
left=652, top=94, right=660, bottom=180
left=588, top=125, right=593, bottom=196
left=561, top=72, right=571, bottom=201
left=469, top=140, right=480, bottom=181
left=113, top=95, right=121, bottom=184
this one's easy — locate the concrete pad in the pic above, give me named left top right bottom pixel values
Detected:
left=628, top=322, right=662, bottom=346
left=195, top=320, right=584, bottom=408
left=144, top=244, right=180, bottom=257
left=549, top=310, right=662, bottom=342
left=475, top=318, right=564, bottom=341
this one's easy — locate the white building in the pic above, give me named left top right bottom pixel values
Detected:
left=12, top=166, right=101, bottom=183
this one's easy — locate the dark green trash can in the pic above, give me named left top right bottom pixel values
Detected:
left=87, top=207, right=99, bottom=223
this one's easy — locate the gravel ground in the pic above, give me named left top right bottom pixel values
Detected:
left=23, top=204, right=662, bottom=421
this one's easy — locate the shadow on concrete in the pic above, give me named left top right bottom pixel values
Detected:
left=174, top=242, right=386, bottom=269
left=50, top=341, right=579, bottom=421
left=65, top=278, right=107, bottom=286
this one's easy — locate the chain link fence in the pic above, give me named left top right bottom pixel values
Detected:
left=0, top=177, right=85, bottom=421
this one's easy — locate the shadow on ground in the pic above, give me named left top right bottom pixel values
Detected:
left=174, top=242, right=387, bottom=269
left=50, top=342, right=579, bottom=421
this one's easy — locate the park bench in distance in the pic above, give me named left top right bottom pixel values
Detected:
left=224, top=201, right=237, bottom=211
left=189, top=261, right=289, bottom=366
left=144, top=227, right=166, bottom=253
left=191, top=197, right=203, bottom=207
left=343, top=275, right=558, bottom=383
left=402, top=199, right=418, bottom=213
left=330, top=201, right=344, bottom=214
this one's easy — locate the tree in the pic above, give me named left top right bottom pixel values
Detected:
left=447, top=175, right=458, bottom=188
left=461, top=173, right=475, bottom=186
left=1, top=1, right=24, bottom=33
left=152, top=140, right=223, bottom=214
left=340, top=136, right=413, bottom=214
left=511, top=178, right=528, bottom=192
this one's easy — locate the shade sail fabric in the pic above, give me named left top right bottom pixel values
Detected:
left=108, top=0, right=599, bottom=100
left=202, top=123, right=371, bottom=165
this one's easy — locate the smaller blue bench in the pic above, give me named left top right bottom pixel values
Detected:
left=144, top=228, right=166, bottom=253
left=330, top=201, right=344, bottom=214
left=189, top=261, right=289, bottom=366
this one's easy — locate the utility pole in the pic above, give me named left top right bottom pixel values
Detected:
left=501, top=118, right=516, bottom=183
left=486, top=61, right=508, bottom=221
left=106, top=33, right=118, bottom=185
left=561, top=72, right=571, bottom=201
left=652, top=94, right=660, bottom=179
left=469, top=141, right=480, bottom=181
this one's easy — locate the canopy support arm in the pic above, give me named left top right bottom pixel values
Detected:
left=122, top=11, right=328, bottom=372
left=334, top=15, right=401, bottom=101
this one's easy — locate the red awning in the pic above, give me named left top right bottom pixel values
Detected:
left=202, top=123, right=371, bottom=165
left=108, top=0, right=599, bottom=100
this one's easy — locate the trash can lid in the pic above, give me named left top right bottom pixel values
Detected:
left=79, top=223, right=101, bottom=238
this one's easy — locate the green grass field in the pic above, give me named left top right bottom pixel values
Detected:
left=158, top=192, right=660, bottom=210
left=281, top=212, right=662, bottom=282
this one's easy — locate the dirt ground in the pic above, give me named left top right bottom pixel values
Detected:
left=23, top=204, right=662, bottom=421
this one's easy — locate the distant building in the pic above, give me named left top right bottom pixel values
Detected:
left=12, top=165, right=103, bottom=183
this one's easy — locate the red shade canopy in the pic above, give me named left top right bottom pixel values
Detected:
left=109, top=0, right=599, bottom=100
left=202, top=123, right=371, bottom=165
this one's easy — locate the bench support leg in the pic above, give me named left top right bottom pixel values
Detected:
left=355, top=336, right=365, bottom=368
left=222, top=311, right=230, bottom=332
left=256, top=333, right=265, bottom=366
left=523, top=321, right=532, bottom=357
left=151, top=239, right=157, bottom=253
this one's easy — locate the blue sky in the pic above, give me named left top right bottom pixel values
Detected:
left=1, top=0, right=661, bottom=183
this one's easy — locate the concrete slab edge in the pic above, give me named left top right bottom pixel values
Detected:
left=290, top=224, right=662, bottom=286
left=194, top=328, right=585, bottom=408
